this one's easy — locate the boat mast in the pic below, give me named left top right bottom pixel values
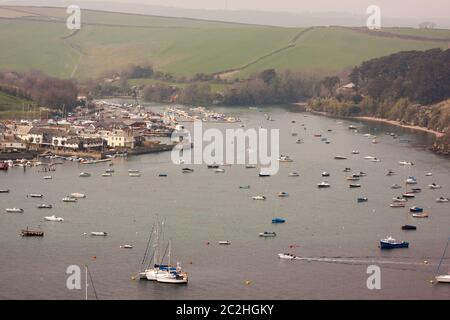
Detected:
left=85, top=265, right=88, bottom=301
left=435, top=237, right=450, bottom=276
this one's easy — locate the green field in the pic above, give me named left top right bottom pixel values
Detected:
left=0, top=91, right=33, bottom=119
left=0, top=6, right=449, bottom=80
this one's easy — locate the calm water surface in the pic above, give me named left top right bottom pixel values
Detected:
left=1, top=103, right=449, bottom=299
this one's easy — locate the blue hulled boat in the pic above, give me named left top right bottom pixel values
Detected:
left=272, top=218, right=286, bottom=224
left=380, top=237, right=409, bottom=249
left=409, top=206, right=423, bottom=213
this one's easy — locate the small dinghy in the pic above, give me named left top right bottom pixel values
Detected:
left=351, top=150, right=360, bottom=154
left=91, top=232, right=108, bottom=236
left=380, top=237, right=409, bottom=249
left=218, top=241, right=231, bottom=245
left=0, top=189, right=10, bottom=193
left=278, top=192, right=289, bottom=197
left=29, top=194, right=44, bottom=198
left=158, top=172, right=168, bottom=177
left=245, top=164, right=256, bottom=169
left=334, top=156, right=347, bottom=160
left=37, top=204, right=52, bottom=209
left=105, top=169, right=115, bottom=173
left=239, top=185, right=250, bottom=189
left=393, top=197, right=407, bottom=202
left=349, top=184, right=361, bottom=188
left=62, top=197, right=77, bottom=203
left=214, top=168, right=225, bottom=173
left=278, top=253, right=298, bottom=260
left=399, top=161, right=414, bottom=166
left=322, top=172, right=330, bottom=177
left=346, top=176, right=360, bottom=181
left=428, top=183, right=442, bottom=189
left=79, top=172, right=91, bottom=177
left=390, top=202, right=405, bottom=208
left=128, top=169, right=140, bottom=173
left=343, top=167, right=351, bottom=172
left=288, top=172, right=299, bottom=177
left=425, top=172, right=433, bottom=177
left=43, top=176, right=52, bottom=180
left=207, top=164, right=219, bottom=169
left=436, top=197, right=449, bottom=203
left=102, top=173, right=112, bottom=177
left=129, top=173, right=141, bottom=177
left=44, top=215, right=64, bottom=222
left=370, top=158, right=381, bottom=162
left=259, top=172, right=271, bottom=177
left=278, top=155, right=293, bottom=162
left=272, top=218, right=286, bottom=224
left=403, top=193, right=416, bottom=198
left=6, top=208, right=24, bottom=213
left=70, top=193, right=86, bottom=198
left=410, top=206, right=423, bottom=213
left=259, top=231, right=276, bottom=237
left=410, top=188, right=422, bottom=193
left=387, top=170, right=395, bottom=176
left=318, top=181, right=330, bottom=188
left=412, top=212, right=429, bottom=218
left=120, top=245, right=133, bottom=249
left=391, top=184, right=402, bottom=189
left=357, top=197, right=368, bottom=203
left=401, top=225, right=417, bottom=230
left=182, top=168, right=194, bottom=173
left=252, top=195, right=266, bottom=200
left=405, top=177, right=417, bottom=184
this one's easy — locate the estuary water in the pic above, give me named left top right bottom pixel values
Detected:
left=0, top=103, right=449, bottom=299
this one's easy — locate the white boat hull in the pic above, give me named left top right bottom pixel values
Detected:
left=436, top=275, right=450, bottom=283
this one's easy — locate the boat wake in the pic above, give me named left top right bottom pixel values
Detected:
left=290, top=256, right=438, bottom=268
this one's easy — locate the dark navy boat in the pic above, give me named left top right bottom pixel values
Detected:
left=409, top=206, right=423, bottom=213
left=401, top=225, right=417, bottom=230
left=380, top=237, right=409, bottom=249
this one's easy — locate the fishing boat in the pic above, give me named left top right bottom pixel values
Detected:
left=252, top=195, right=266, bottom=200
left=428, top=183, right=442, bottom=189
left=436, top=197, right=449, bottom=203
left=44, top=215, right=64, bottom=222
left=278, top=192, right=289, bottom=197
left=357, top=197, right=368, bottom=203
left=214, top=168, right=225, bottom=173
left=317, top=182, right=330, bottom=188
left=278, top=253, right=298, bottom=260
left=6, top=208, right=24, bottom=213
left=401, top=225, right=417, bottom=230
left=21, top=227, right=44, bottom=237
left=70, top=193, right=86, bottom=198
left=37, top=204, right=52, bottom=209
left=259, top=232, right=276, bottom=237
left=0, top=189, right=10, bottom=193
left=380, top=236, right=409, bottom=249
left=182, top=168, right=194, bottom=173
left=29, top=194, right=43, bottom=198
left=245, top=164, right=256, bottom=169
left=412, top=212, right=429, bottom=218
left=410, top=206, right=423, bottom=213
left=435, top=237, right=450, bottom=283
left=278, top=155, right=293, bottom=162
left=391, top=184, right=402, bottom=189
left=43, top=176, right=52, bottom=180
left=288, top=172, right=299, bottom=177
left=62, top=197, right=77, bottom=202
left=334, top=156, right=347, bottom=160
left=272, top=218, right=286, bottom=224
left=392, top=197, right=407, bottom=202
left=158, top=173, right=168, bottom=177
left=219, top=241, right=231, bottom=245
left=129, top=173, right=141, bottom=177
left=390, top=202, right=405, bottom=208
left=349, top=184, right=361, bottom=188
left=322, top=172, right=330, bottom=177
left=91, top=232, right=108, bottom=236
left=239, top=185, right=250, bottom=189
left=102, top=173, right=112, bottom=177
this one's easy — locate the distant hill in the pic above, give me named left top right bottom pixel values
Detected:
left=0, top=6, right=449, bottom=80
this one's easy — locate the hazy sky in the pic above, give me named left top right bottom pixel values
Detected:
left=86, top=0, right=450, bottom=19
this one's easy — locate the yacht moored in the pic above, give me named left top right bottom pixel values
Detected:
left=37, top=204, right=52, bottom=209
left=436, top=197, right=449, bottom=203
left=70, top=193, right=86, bottom=198
left=6, top=208, right=24, bottom=213
left=318, top=182, right=331, bottom=188
left=44, top=215, right=64, bottom=222
left=79, top=172, right=91, bottom=177
left=252, top=195, right=266, bottom=200
left=259, top=232, right=276, bottom=237
left=62, top=197, right=77, bottom=202
left=91, top=232, right=108, bottom=236
left=428, top=183, right=442, bottom=189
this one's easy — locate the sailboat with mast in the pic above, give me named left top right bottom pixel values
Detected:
left=155, top=240, right=188, bottom=284
left=435, top=237, right=450, bottom=283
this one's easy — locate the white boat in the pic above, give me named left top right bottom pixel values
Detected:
left=428, top=183, right=442, bottom=189
left=79, top=172, right=91, bottom=177
left=91, top=231, right=108, bottom=236
left=259, top=232, right=276, bottom=237
left=44, top=215, right=64, bottom=222
left=364, top=156, right=376, bottom=160
left=102, top=173, right=112, bottom=177
left=278, top=253, right=298, bottom=260
left=43, top=176, right=52, bottom=180
left=259, top=172, right=271, bottom=177
left=288, top=172, right=299, bottom=177
left=252, top=195, right=266, bottom=200
left=155, top=241, right=188, bottom=284
left=322, top=172, right=330, bottom=177
left=278, top=192, right=289, bottom=197
left=129, top=173, right=141, bottom=177
left=106, top=169, right=114, bottom=173
left=406, top=178, right=418, bottom=184
left=219, top=241, right=231, bottom=245
left=391, top=184, right=402, bottom=189
left=278, top=155, right=293, bottom=162
left=412, top=212, right=429, bottom=218
left=426, top=172, right=433, bottom=176
left=399, top=161, right=414, bottom=166
left=334, top=155, right=347, bottom=160
left=5, top=208, right=24, bottom=213
left=70, top=193, right=86, bottom=198
left=120, top=245, right=133, bottom=249
left=318, top=182, right=330, bottom=188
left=128, top=169, right=140, bottom=173
left=435, top=275, right=450, bottom=283
left=390, top=202, right=405, bottom=208
left=392, top=197, right=407, bottom=202
left=62, top=197, right=77, bottom=202
left=435, top=238, right=450, bottom=284
left=436, top=197, right=449, bottom=203
left=351, top=150, right=360, bottom=154
left=37, top=204, right=52, bottom=209
left=214, top=168, right=225, bottom=173
left=29, top=194, right=43, bottom=198
left=245, top=164, right=256, bottom=169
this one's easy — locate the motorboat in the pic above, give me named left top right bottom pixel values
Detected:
left=358, top=172, right=367, bottom=177
left=318, top=182, right=331, bottom=188
left=278, top=253, right=298, bottom=260
left=410, top=206, right=423, bottom=213
left=70, top=193, right=86, bottom=198
left=343, top=168, right=351, bottom=172
left=387, top=170, right=395, bottom=176
left=278, top=155, right=293, bottom=162
left=91, top=232, right=108, bottom=236
left=412, top=212, right=429, bottom=218
left=44, top=215, right=64, bottom=222
left=252, top=195, right=266, bottom=200
left=6, top=208, right=24, bottom=213
left=399, top=161, right=414, bottom=166
left=402, top=193, right=416, bottom=198
left=428, top=183, right=442, bottom=189
left=425, top=172, right=433, bottom=177
left=334, top=156, right=347, bottom=160
left=43, top=176, right=52, bottom=180
left=406, top=177, right=417, bottom=184
left=239, top=185, right=250, bottom=189
left=182, top=168, right=194, bottom=173
left=214, top=168, right=225, bottom=173
left=259, top=172, right=271, bottom=177
left=37, top=204, right=52, bottom=209
left=435, top=275, right=450, bottom=283
left=436, top=197, right=450, bottom=203
left=102, top=173, right=112, bottom=177
left=357, top=197, right=368, bottom=203
left=62, top=197, right=77, bottom=202
left=289, top=172, right=299, bottom=177
left=401, top=225, right=417, bottom=230
left=129, top=173, right=141, bottom=177
left=120, top=245, right=133, bottom=249
left=128, top=169, right=140, bottom=173
left=349, top=184, right=361, bottom=188
left=79, top=172, right=91, bottom=177
left=391, top=184, right=402, bottom=189
left=0, top=189, right=10, bottom=193
left=105, top=169, right=115, bottom=173
left=346, top=176, right=360, bottom=181
left=245, top=164, right=256, bottom=169
left=380, top=237, right=409, bottom=249
left=392, top=197, right=407, bottom=202
left=278, top=192, right=289, bottom=197
left=410, top=188, right=422, bottom=193
left=219, top=241, right=231, bottom=245
left=259, top=232, right=276, bottom=237
left=207, top=164, right=219, bottom=169
left=363, top=156, right=376, bottom=160
left=158, top=173, right=168, bottom=177
left=272, top=218, right=286, bottom=224
left=322, top=172, right=330, bottom=177
left=348, top=125, right=357, bottom=130
left=351, top=150, right=360, bottom=154
left=390, top=202, right=405, bottom=208
left=29, top=194, right=44, bottom=198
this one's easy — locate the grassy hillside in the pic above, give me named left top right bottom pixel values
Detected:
left=0, top=91, right=33, bottom=119
left=0, top=6, right=448, bottom=80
